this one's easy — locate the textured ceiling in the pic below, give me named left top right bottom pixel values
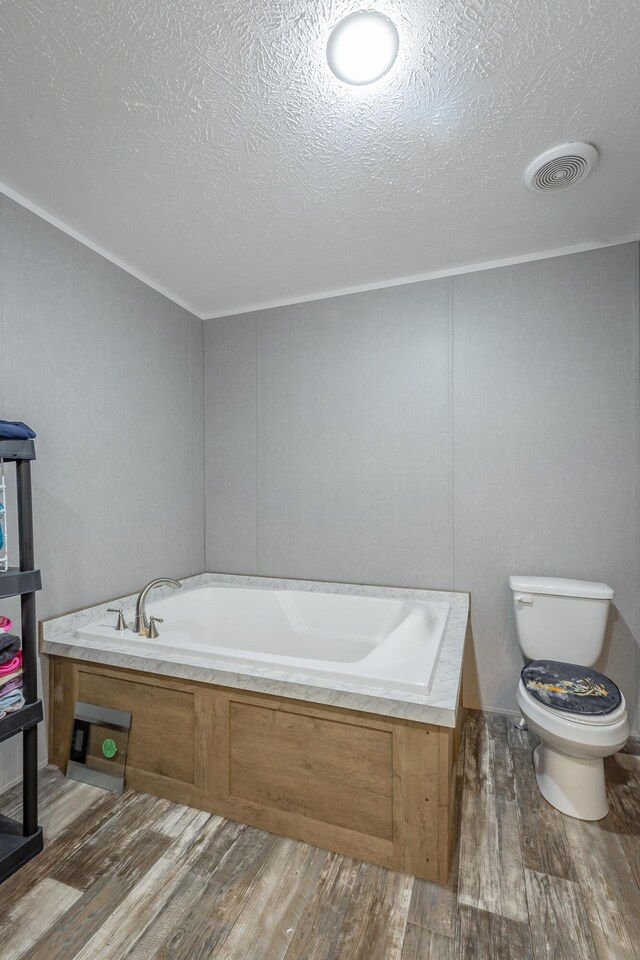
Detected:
left=0, top=0, right=639, bottom=317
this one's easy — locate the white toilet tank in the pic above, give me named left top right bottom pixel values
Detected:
left=509, top=576, right=613, bottom=665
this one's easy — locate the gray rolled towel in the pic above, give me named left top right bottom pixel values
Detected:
left=0, top=634, right=21, bottom=664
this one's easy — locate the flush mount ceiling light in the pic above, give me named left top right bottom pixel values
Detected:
left=326, top=11, right=399, bottom=85
left=525, top=142, right=599, bottom=192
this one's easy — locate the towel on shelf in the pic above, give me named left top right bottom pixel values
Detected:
left=0, top=420, right=36, bottom=440
left=0, top=642, right=24, bottom=719
left=0, top=700, right=24, bottom=719
left=0, top=634, right=20, bottom=664
left=0, top=666, right=22, bottom=686
left=0, top=616, right=12, bottom=633
left=0, top=652, right=22, bottom=676
left=0, top=688, right=24, bottom=717
left=0, top=676, right=22, bottom=703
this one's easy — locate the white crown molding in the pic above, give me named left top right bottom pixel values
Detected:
left=1, top=181, right=637, bottom=322
left=202, top=233, right=640, bottom=319
left=0, top=181, right=205, bottom=318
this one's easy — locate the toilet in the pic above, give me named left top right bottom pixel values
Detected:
left=509, top=575, right=629, bottom=821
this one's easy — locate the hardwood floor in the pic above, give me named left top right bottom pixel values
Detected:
left=0, top=709, right=638, bottom=960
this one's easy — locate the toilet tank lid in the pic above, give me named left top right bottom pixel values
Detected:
left=508, top=576, right=614, bottom=600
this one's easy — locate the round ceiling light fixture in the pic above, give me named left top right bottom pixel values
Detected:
left=326, top=11, right=399, bottom=86
left=524, top=142, right=599, bottom=192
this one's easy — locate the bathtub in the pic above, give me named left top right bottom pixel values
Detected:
left=45, top=576, right=468, bottom=883
left=73, top=584, right=451, bottom=695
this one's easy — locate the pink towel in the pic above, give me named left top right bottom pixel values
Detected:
left=0, top=652, right=22, bottom=676
left=0, top=616, right=12, bottom=633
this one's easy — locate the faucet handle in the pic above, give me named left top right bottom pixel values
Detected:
left=148, top=616, right=163, bottom=639
left=107, top=608, right=127, bottom=631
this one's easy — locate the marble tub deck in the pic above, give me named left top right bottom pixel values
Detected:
left=40, top=573, right=469, bottom=727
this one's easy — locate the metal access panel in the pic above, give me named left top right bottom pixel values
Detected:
left=66, top=701, right=131, bottom=794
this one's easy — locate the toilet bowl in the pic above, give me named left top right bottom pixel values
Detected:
left=509, top=575, right=629, bottom=821
left=517, top=679, right=629, bottom=820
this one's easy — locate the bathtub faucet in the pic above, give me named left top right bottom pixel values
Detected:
left=134, top=578, right=181, bottom=635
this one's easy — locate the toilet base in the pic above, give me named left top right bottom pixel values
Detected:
left=533, top=743, right=609, bottom=821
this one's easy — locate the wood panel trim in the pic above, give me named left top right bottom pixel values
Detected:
left=48, top=655, right=460, bottom=883
left=228, top=699, right=394, bottom=840
left=49, top=656, right=78, bottom=769
left=392, top=724, right=442, bottom=881
left=226, top=690, right=395, bottom=732
left=206, top=793, right=395, bottom=868
left=48, top=656, right=449, bottom=732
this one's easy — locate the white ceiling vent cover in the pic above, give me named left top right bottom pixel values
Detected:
left=525, top=143, right=599, bottom=192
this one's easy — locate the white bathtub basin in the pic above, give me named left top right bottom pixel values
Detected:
left=74, top=585, right=450, bottom=695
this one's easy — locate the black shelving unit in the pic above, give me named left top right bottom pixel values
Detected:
left=0, top=437, right=43, bottom=884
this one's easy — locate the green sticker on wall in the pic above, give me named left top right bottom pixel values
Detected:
left=101, top=737, right=118, bottom=759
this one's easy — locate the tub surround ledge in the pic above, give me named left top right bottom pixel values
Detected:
left=40, top=572, right=468, bottom=727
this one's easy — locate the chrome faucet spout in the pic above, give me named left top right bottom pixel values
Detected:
left=134, top=578, right=181, bottom=635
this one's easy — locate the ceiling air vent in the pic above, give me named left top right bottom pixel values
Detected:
left=525, top=142, right=599, bottom=192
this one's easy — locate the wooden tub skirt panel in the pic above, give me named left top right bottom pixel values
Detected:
left=49, top=657, right=460, bottom=883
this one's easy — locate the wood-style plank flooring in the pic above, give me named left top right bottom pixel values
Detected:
left=0, top=710, right=639, bottom=960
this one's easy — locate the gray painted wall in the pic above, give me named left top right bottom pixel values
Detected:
left=452, top=248, right=639, bottom=728
left=205, top=243, right=640, bottom=732
left=1, top=197, right=636, bottom=799
left=0, top=195, right=204, bottom=787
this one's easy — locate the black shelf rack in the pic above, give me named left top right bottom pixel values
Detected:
left=0, top=437, right=43, bottom=883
